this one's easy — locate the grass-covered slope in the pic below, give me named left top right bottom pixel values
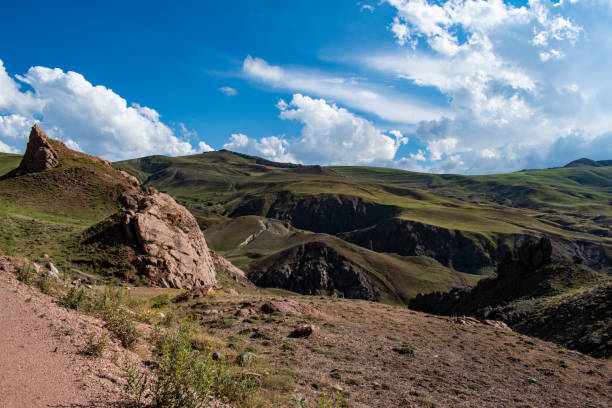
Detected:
left=205, top=215, right=480, bottom=303
left=410, top=238, right=612, bottom=357
left=0, top=139, right=131, bottom=271
left=119, top=151, right=612, bottom=276
left=0, top=153, right=21, bottom=176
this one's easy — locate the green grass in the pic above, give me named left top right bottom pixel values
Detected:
left=0, top=153, right=21, bottom=176
left=118, top=151, right=612, bottom=248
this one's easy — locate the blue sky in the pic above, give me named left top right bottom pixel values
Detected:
left=1, top=0, right=611, bottom=174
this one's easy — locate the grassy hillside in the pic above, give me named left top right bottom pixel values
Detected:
left=119, top=151, right=612, bottom=238
left=0, top=153, right=21, bottom=176
left=119, top=151, right=612, bottom=276
left=0, top=141, right=131, bottom=272
left=205, top=216, right=480, bottom=303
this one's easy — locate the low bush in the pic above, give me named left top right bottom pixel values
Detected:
left=83, top=332, right=108, bottom=358
left=123, top=324, right=258, bottom=408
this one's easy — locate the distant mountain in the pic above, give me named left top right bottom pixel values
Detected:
left=564, top=158, right=612, bottom=168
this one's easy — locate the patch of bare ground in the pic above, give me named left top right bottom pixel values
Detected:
left=178, top=291, right=612, bottom=408
left=0, top=256, right=143, bottom=408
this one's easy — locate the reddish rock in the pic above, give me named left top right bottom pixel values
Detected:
left=261, top=299, right=320, bottom=316
left=482, top=319, right=511, bottom=331
left=18, top=125, right=59, bottom=173
left=119, top=189, right=217, bottom=289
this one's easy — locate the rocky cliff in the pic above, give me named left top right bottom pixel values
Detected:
left=247, top=241, right=380, bottom=300
left=230, top=192, right=399, bottom=235
left=409, top=237, right=612, bottom=357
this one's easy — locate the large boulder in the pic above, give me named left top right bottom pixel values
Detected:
left=118, top=188, right=217, bottom=288
left=18, top=125, right=59, bottom=173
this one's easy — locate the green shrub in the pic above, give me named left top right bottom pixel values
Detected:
left=392, top=342, right=415, bottom=356
left=123, top=324, right=258, bottom=408
left=317, top=392, right=350, bottom=408
left=16, top=263, right=35, bottom=285
left=37, top=276, right=56, bottom=295
left=83, top=332, right=108, bottom=358
left=60, top=287, right=89, bottom=310
left=104, top=309, right=141, bottom=349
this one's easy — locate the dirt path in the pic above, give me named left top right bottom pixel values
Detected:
left=0, top=257, right=131, bottom=408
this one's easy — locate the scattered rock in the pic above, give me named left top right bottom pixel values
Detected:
left=32, top=263, right=41, bottom=274
left=331, top=384, right=344, bottom=392
left=482, top=319, right=511, bottom=331
left=237, top=352, right=256, bottom=366
left=46, top=262, right=60, bottom=279
left=172, top=286, right=216, bottom=302
left=261, top=299, right=320, bottom=316
left=236, top=308, right=257, bottom=318
left=212, top=352, right=225, bottom=361
left=455, top=316, right=480, bottom=326
left=70, top=269, right=101, bottom=283
left=289, top=324, right=316, bottom=338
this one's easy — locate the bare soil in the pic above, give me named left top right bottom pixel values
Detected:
left=0, top=256, right=135, bottom=408
left=182, top=291, right=612, bottom=408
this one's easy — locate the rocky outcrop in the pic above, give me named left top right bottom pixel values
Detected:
left=409, top=237, right=612, bottom=357
left=341, top=218, right=517, bottom=274
left=248, top=241, right=380, bottom=300
left=18, top=125, right=59, bottom=173
left=209, top=249, right=247, bottom=283
left=230, top=192, right=399, bottom=235
left=115, top=187, right=217, bottom=288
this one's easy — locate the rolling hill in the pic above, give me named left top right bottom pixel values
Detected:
left=116, top=150, right=612, bottom=276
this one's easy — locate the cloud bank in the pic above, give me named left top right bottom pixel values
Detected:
left=0, top=60, right=211, bottom=160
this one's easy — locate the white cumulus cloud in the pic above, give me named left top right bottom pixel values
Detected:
left=223, top=94, right=408, bottom=165
left=0, top=60, right=212, bottom=160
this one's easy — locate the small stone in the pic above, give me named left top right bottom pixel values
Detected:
left=236, top=308, right=252, bottom=318
left=43, top=254, right=49, bottom=259
left=212, top=352, right=225, bottom=361
left=32, top=263, right=41, bottom=274
left=290, top=324, right=316, bottom=338
left=46, top=262, right=60, bottom=279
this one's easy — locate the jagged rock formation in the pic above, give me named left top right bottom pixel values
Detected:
left=247, top=241, right=380, bottom=300
left=18, top=125, right=59, bottom=173
left=410, top=237, right=612, bottom=357
left=115, top=188, right=217, bottom=288
left=15, top=125, right=224, bottom=289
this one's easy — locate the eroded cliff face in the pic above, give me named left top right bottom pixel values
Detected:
left=341, top=218, right=513, bottom=275
left=248, top=241, right=380, bottom=301
left=341, top=218, right=612, bottom=275
left=409, top=238, right=612, bottom=358
left=230, top=192, right=399, bottom=234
